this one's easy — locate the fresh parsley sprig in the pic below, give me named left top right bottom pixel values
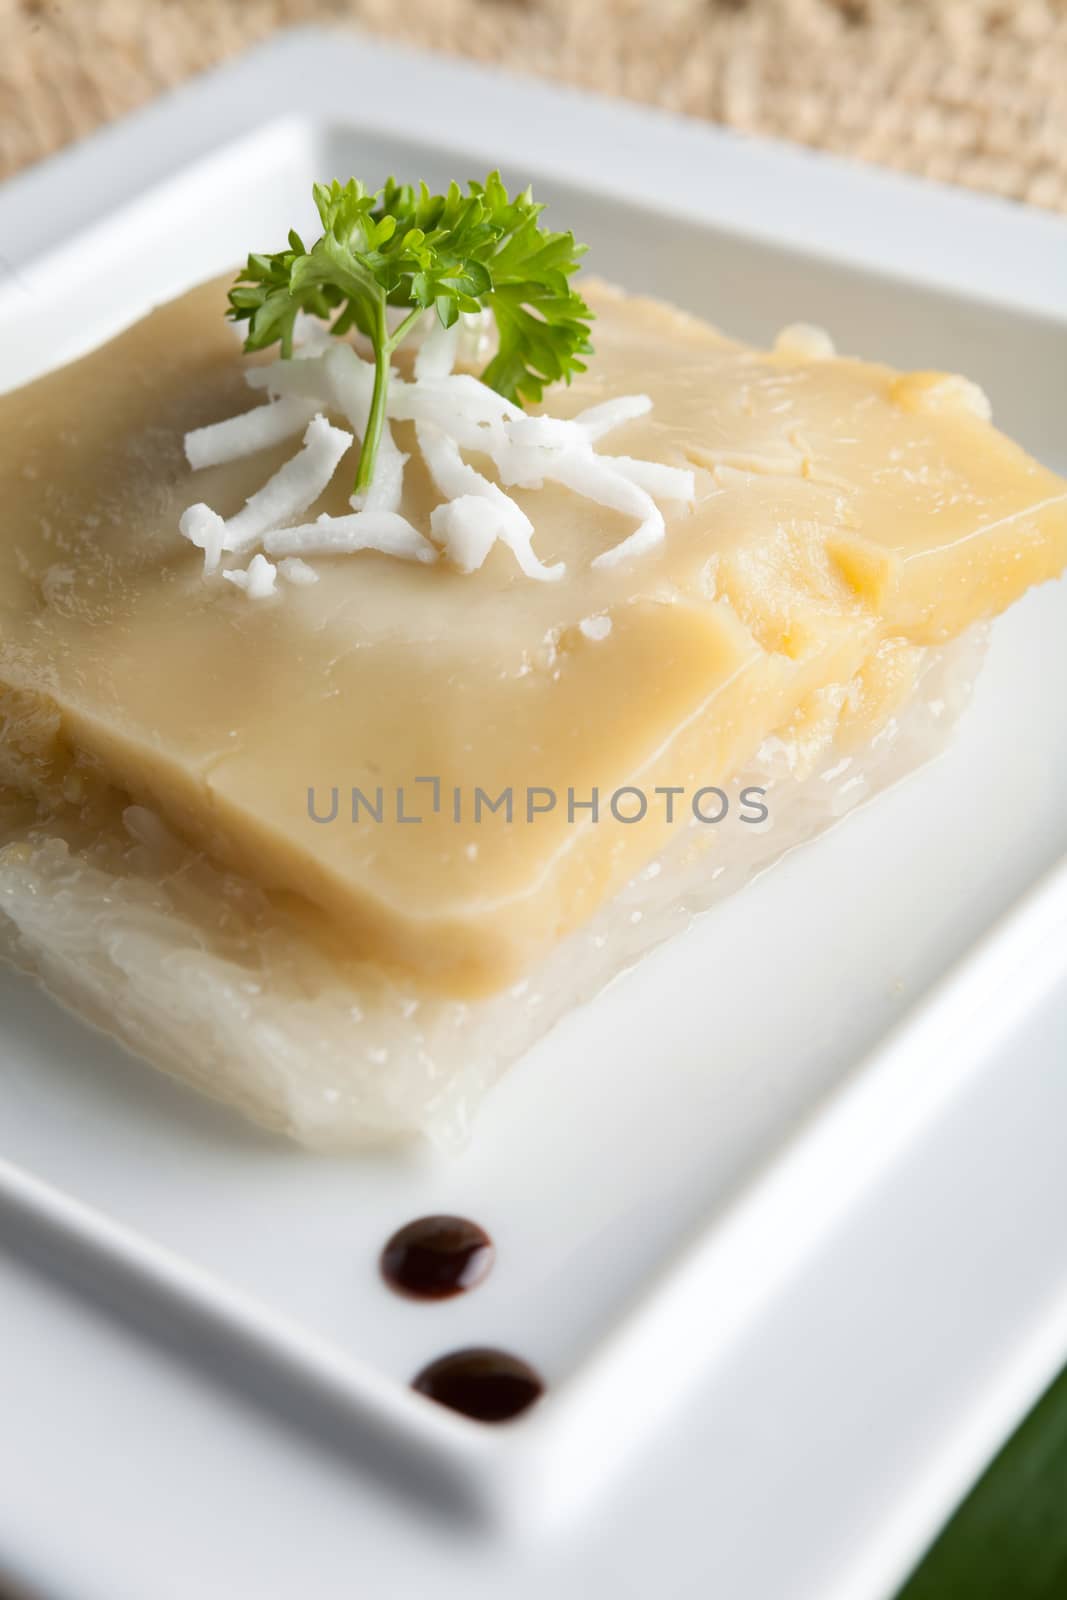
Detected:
left=228, top=173, right=594, bottom=494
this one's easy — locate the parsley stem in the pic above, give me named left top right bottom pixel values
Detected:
left=386, top=306, right=426, bottom=354
left=354, top=305, right=430, bottom=495
left=354, top=295, right=391, bottom=496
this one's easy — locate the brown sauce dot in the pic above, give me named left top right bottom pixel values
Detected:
left=412, top=1347, right=544, bottom=1422
left=380, top=1215, right=494, bottom=1300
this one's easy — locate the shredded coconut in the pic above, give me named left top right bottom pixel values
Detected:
left=574, top=395, right=653, bottom=439
left=220, top=414, right=353, bottom=555
left=265, top=512, right=436, bottom=564
left=602, top=456, right=695, bottom=499
left=184, top=395, right=320, bottom=469
left=456, top=309, right=495, bottom=366
left=430, top=495, right=513, bottom=575
left=181, top=326, right=695, bottom=597
left=178, top=503, right=227, bottom=575
left=550, top=455, right=665, bottom=569
left=418, top=421, right=563, bottom=581
left=222, top=553, right=278, bottom=599
left=278, top=557, right=320, bottom=586
left=415, top=318, right=461, bottom=383
left=323, top=344, right=408, bottom=516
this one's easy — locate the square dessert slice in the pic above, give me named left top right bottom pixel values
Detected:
left=0, top=277, right=1064, bottom=1141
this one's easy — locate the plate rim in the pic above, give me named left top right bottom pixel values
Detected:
left=2, top=23, right=1067, bottom=1578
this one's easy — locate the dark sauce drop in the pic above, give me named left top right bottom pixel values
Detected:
left=380, top=1214, right=494, bottom=1300
left=413, top=1347, right=544, bottom=1422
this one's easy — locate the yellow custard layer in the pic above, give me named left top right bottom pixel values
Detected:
left=1, top=278, right=1064, bottom=993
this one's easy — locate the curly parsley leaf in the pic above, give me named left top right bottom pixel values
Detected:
left=226, top=173, right=594, bottom=491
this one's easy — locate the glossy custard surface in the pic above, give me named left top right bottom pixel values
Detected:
left=1, top=279, right=1064, bottom=992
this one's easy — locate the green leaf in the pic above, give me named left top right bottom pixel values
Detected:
left=897, top=1362, right=1067, bottom=1600
left=225, top=170, right=596, bottom=482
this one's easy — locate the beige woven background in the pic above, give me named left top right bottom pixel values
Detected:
left=1, top=0, right=1063, bottom=210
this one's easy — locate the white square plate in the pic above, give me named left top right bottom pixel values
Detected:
left=1, top=29, right=1066, bottom=1600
